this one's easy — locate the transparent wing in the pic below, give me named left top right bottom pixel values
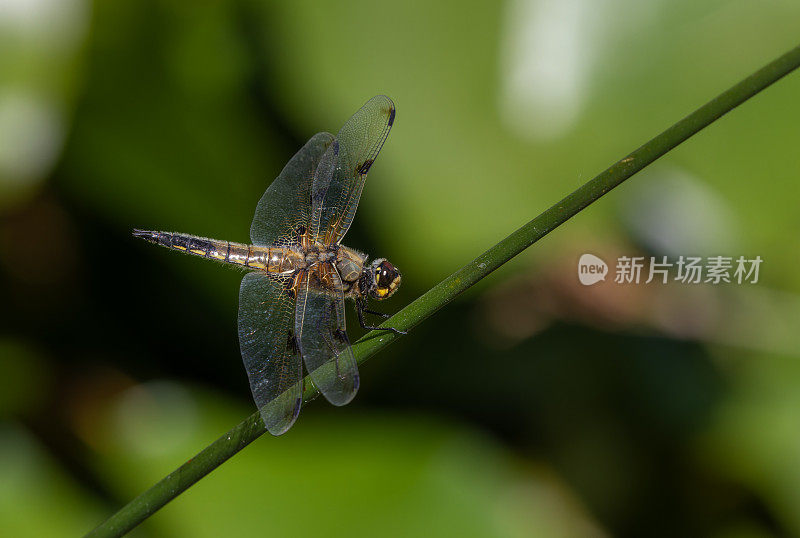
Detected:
left=250, top=132, right=335, bottom=246
left=238, top=271, right=303, bottom=435
left=310, top=95, right=395, bottom=244
left=294, top=269, right=359, bottom=406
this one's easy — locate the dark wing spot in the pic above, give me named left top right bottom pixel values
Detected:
left=295, top=225, right=306, bottom=237
left=358, top=159, right=374, bottom=175
left=332, top=140, right=339, bottom=156
left=333, top=329, right=349, bottom=345
left=283, top=277, right=297, bottom=298
left=387, top=107, right=395, bottom=126
left=287, top=332, right=300, bottom=354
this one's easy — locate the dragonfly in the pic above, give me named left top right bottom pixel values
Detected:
left=133, top=95, right=404, bottom=435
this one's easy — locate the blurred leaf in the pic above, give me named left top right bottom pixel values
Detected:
left=0, top=0, right=87, bottom=211
left=0, top=339, right=49, bottom=417
left=60, top=0, right=282, bottom=243
left=0, top=424, right=105, bottom=538
left=701, top=351, right=800, bottom=536
left=257, top=0, right=800, bottom=288
left=91, top=383, right=601, bottom=538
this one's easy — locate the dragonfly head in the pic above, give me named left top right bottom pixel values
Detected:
left=366, top=258, right=401, bottom=300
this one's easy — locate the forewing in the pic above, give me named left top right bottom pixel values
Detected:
left=310, top=95, right=395, bottom=244
left=294, top=270, right=359, bottom=406
left=250, top=132, right=335, bottom=246
left=238, top=271, right=303, bottom=435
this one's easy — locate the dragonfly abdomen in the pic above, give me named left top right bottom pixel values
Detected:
left=245, top=245, right=304, bottom=273
left=132, top=229, right=227, bottom=259
left=133, top=230, right=302, bottom=273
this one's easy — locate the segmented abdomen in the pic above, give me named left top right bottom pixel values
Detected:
left=133, top=230, right=303, bottom=273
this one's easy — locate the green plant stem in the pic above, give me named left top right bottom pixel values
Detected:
left=86, top=43, right=800, bottom=538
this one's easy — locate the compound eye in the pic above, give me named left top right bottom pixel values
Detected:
left=376, top=261, right=396, bottom=289
left=371, top=260, right=401, bottom=300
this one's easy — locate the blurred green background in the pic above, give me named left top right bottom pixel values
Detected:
left=1, top=0, right=800, bottom=536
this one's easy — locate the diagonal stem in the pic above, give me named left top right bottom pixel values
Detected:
left=85, top=42, right=800, bottom=538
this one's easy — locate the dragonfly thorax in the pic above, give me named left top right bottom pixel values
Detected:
left=300, top=241, right=333, bottom=264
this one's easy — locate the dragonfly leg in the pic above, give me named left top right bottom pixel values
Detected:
left=363, top=307, right=391, bottom=319
left=356, top=299, right=407, bottom=335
